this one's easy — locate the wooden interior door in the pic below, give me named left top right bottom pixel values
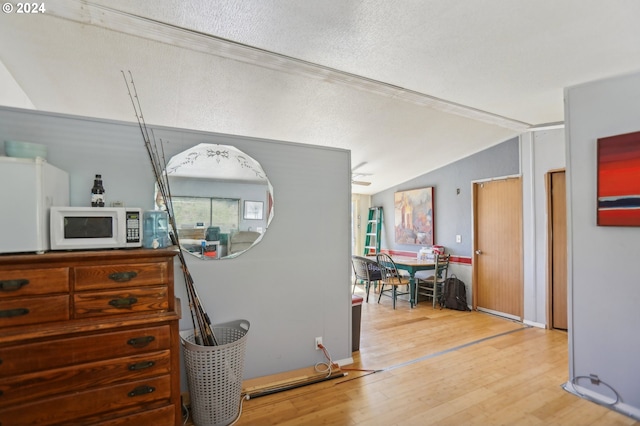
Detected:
left=474, top=178, right=523, bottom=319
left=550, top=171, right=568, bottom=330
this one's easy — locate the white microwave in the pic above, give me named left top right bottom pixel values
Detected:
left=50, top=207, right=142, bottom=250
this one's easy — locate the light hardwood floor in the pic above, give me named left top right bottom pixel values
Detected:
left=199, top=286, right=639, bottom=425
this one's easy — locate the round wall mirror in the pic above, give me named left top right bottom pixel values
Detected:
left=157, top=143, right=274, bottom=259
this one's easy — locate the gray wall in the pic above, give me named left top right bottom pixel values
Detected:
left=565, top=71, right=640, bottom=418
left=521, top=129, right=566, bottom=327
left=372, top=137, right=520, bottom=258
left=0, top=106, right=353, bottom=381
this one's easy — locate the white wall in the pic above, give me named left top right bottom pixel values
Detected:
left=564, top=71, right=640, bottom=419
left=351, top=193, right=372, bottom=255
left=0, top=62, right=34, bottom=110
left=0, top=106, right=353, bottom=383
left=521, top=128, right=565, bottom=327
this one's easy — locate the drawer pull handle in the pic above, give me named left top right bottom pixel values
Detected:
left=108, top=271, right=138, bottom=282
left=127, top=336, right=155, bottom=348
left=0, top=308, right=29, bottom=318
left=128, top=385, right=155, bottom=397
left=108, top=297, right=138, bottom=308
left=0, top=279, right=29, bottom=291
left=129, top=360, right=156, bottom=371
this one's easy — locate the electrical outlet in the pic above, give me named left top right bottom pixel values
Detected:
left=315, top=337, right=323, bottom=350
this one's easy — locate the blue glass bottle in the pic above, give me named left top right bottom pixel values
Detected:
left=142, top=210, right=169, bottom=249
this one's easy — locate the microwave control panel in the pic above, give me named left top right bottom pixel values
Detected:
left=126, top=210, right=141, bottom=243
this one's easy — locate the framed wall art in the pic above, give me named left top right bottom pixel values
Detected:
left=597, top=130, right=640, bottom=226
left=243, top=200, right=264, bottom=220
left=394, top=187, right=434, bottom=245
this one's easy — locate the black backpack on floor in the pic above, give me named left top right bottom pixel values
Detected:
left=439, top=275, right=470, bottom=311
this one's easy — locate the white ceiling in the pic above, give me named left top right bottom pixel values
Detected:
left=2, top=0, right=640, bottom=194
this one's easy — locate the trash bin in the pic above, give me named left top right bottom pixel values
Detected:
left=180, top=320, right=250, bottom=426
left=352, top=295, right=363, bottom=352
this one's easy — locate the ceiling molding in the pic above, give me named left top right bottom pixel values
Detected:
left=527, top=121, right=565, bottom=131
left=48, top=0, right=531, bottom=132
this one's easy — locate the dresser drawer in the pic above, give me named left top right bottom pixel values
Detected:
left=0, top=375, right=172, bottom=426
left=0, top=350, right=171, bottom=408
left=0, top=325, right=171, bottom=377
left=74, top=262, right=168, bottom=290
left=74, top=286, right=168, bottom=318
left=0, top=268, right=69, bottom=298
left=0, top=294, right=69, bottom=328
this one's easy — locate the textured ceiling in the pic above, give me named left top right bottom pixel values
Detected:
left=1, top=0, right=640, bottom=194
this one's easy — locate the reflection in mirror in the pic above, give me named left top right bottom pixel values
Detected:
left=156, top=143, right=273, bottom=259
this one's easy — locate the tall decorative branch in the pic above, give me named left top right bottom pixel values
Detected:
left=122, top=70, right=218, bottom=346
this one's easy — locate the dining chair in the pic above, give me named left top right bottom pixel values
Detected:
left=351, top=255, right=382, bottom=303
left=376, top=253, right=411, bottom=309
left=415, top=253, right=451, bottom=308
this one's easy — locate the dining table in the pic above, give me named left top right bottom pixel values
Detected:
left=369, top=255, right=436, bottom=308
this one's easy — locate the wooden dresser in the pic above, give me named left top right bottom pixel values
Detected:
left=0, top=248, right=181, bottom=425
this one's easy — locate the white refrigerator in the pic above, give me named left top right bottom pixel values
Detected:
left=0, top=156, right=69, bottom=254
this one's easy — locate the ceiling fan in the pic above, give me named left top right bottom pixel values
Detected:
left=351, top=162, right=372, bottom=186
left=351, top=174, right=372, bottom=186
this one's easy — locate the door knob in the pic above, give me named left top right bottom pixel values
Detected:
left=475, top=250, right=482, bottom=255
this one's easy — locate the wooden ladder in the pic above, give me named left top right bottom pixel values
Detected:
left=363, top=207, right=383, bottom=256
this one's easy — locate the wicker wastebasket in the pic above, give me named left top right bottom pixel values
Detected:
left=180, top=320, right=250, bottom=426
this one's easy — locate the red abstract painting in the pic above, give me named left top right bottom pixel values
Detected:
left=597, top=131, right=640, bottom=226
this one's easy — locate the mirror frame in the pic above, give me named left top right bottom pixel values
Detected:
left=157, top=143, right=274, bottom=259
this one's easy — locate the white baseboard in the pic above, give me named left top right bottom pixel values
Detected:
left=477, top=307, right=520, bottom=321
left=523, top=319, right=546, bottom=329
left=563, top=381, right=640, bottom=421
left=336, top=356, right=354, bottom=366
